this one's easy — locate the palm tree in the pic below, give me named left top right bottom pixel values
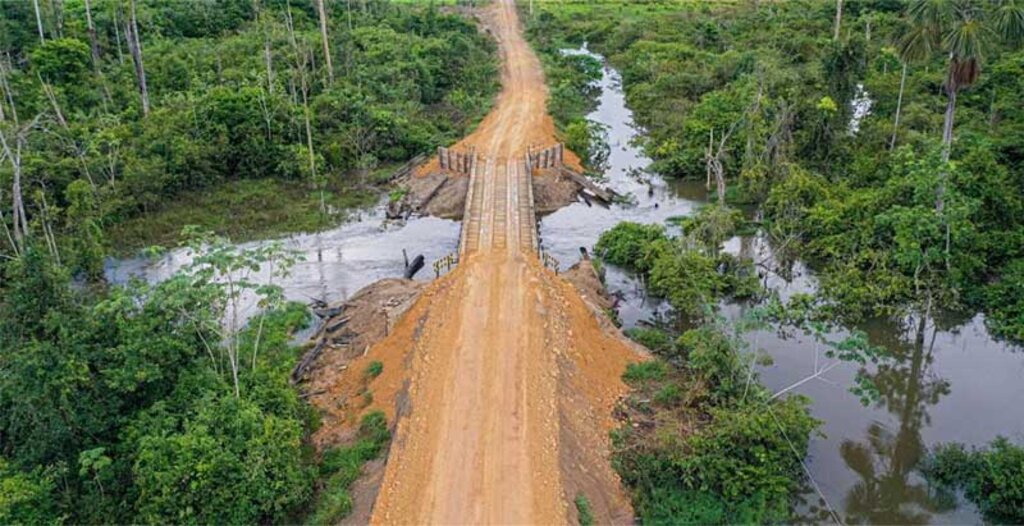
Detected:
left=899, top=0, right=1024, bottom=211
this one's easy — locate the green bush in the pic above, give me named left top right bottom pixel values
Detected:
left=985, top=260, right=1024, bottom=342
left=308, top=411, right=391, bottom=525
left=364, top=361, right=385, bottom=380
left=624, top=327, right=673, bottom=355
left=622, top=361, right=668, bottom=384
left=923, top=438, right=1024, bottom=524
left=594, top=222, right=669, bottom=274
left=0, top=459, right=60, bottom=525
left=574, top=494, right=595, bottom=526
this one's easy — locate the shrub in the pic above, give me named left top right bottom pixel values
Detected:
left=923, top=438, right=1024, bottom=523
left=574, top=494, right=594, bottom=526
left=309, top=411, right=391, bottom=525
left=624, top=327, right=673, bottom=355
left=364, top=361, right=384, bottom=380
left=594, top=222, right=669, bottom=274
left=622, top=361, right=668, bottom=384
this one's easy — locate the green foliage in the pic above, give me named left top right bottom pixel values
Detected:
left=0, top=1, right=499, bottom=257
left=624, top=327, right=673, bottom=355
left=622, top=361, right=668, bottom=384
left=0, top=458, right=60, bottom=525
left=614, top=324, right=820, bottom=524
left=984, top=259, right=1024, bottom=341
left=308, top=411, right=391, bottom=525
left=594, top=222, right=668, bottom=274
left=0, top=237, right=321, bottom=523
left=922, top=438, right=1024, bottom=524
left=364, top=360, right=384, bottom=380
left=528, top=0, right=1024, bottom=342
left=574, top=494, right=595, bottom=526
left=524, top=29, right=607, bottom=169
left=129, top=375, right=313, bottom=525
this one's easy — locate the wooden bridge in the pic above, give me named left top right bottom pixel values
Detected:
left=454, top=142, right=564, bottom=258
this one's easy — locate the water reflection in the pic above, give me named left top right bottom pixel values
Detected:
left=840, top=319, right=953, bottom=524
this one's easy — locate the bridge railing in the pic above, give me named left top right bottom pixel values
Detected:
left=433, top=252, right=459, bottom=278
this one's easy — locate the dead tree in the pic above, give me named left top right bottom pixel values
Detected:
left=125, top=0, right=150, bottom=116
left=0, top=123, right=33, bottom=254
left=705, top=127, right=734, bottom=205
left=833, top=0, right=844, bottom=41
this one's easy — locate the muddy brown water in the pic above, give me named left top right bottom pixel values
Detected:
left=107, top=45, right=1023, bottom=525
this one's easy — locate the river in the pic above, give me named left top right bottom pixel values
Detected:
left=107, top=46, right=1024, bottom=525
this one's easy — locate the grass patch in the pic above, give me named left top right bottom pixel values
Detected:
left=574, top=494, right=594, bottom=526
left=307, top=412, right=390, bottom=525
left=108, top=178, right=376, bottom=254
left=622, top=361, right=667, bottom=384
left=364, top=361, right=384, bottom=380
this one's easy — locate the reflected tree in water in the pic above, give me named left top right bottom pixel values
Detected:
left=839, top=317, right=954, bottom=523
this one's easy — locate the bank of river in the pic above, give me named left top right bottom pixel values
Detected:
left=107, top=46, right=1024, bottom=525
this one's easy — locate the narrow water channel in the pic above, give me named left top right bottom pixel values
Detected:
left=106, top=45, right=1024, bottom=524
left=538, top=46, right=1024, bottom=524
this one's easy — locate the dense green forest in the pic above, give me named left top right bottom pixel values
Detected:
left=529, top=0, right=1024, bottom=343
left=528, top=0, right=1024, bottom=522
left=0, top=0, right=493, bottom=523
left=0, top=0, right=497, bottom=259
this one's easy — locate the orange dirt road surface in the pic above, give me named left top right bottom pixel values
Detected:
left=362, top=1, right=641, bottom=523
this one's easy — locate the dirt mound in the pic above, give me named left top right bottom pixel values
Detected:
left=388, top=172, right=470, bottom=219
left=534, top=169, right=585, bottom=215
left=300, top=278, right=426, bottom=449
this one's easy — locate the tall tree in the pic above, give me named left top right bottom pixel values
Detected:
left=314, top=0, right=334, bottom=83
left=900, top=0, right=1024, bottom=210
left=125, top=0, right=149, bottom=116
left=833, top=0, right=844, bottom=41
left=890, top=61, right=908, bottom=150
left=83, top=0, right=100, bottom=64
left=33, top=0, right=46, bottom=43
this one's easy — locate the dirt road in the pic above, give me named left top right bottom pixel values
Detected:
left=365, top=1, right=639, bottom=523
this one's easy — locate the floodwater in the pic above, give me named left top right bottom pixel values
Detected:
left=538, top=46, right=1024, bottom=524
left=106, top=44, right=1024, bottom=525
left=106, top=206, right=461, bottom=317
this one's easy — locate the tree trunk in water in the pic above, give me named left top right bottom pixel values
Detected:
left=315, top=0, right=334, bottom=83
left=833, top=0, right=843, bottom=41
left=890, top=62, right=907, bottom=151
left=126, top=0, right=149, bottom=116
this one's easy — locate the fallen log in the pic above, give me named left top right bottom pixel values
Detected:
left=560, top=167, right=616, bottom=203
left=291, top=340, right=325, bottom=384
left=404, top=254, right=425, bottom=279
left=312, top=305, right=344, bottom=319
left=417, top=176, right=449, bottom=211
left=325, top=316, right=351, bottom=334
